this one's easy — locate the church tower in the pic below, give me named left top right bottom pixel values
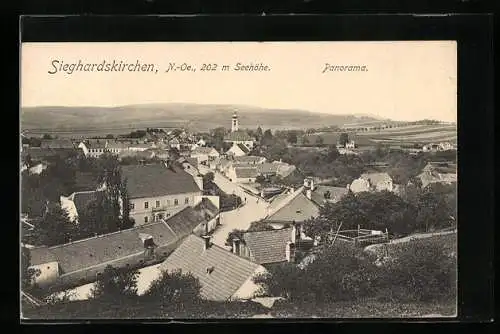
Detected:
left=231, top=111, right=239, bottom=132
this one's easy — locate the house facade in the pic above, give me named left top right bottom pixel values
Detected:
left=190, top=147, right=220, bottom=165
left=122, top=163, right=204, bottom=225
left=226, top=166, right=259, bottom=183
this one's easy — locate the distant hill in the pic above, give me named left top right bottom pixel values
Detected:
left=21, top=103, right=387, bottom=134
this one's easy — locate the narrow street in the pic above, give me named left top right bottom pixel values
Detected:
left=198, top=165, right=269, bottom=248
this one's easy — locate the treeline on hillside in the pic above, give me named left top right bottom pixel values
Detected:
left=21, top=154, right=134, bottom=247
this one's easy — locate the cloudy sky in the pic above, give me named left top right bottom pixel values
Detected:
left=21, top=41, right=457, bottom=122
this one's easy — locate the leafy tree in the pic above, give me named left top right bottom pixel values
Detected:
left=169, top=147, right=180, bottom=160
left=120, top=178, right=134, bottom=230
left=286, top=131, right=298, bottom=144
left=203, top=172, right=215, bottom=187
left=315, top=136, right=324, bottom=146
left=21, top=246, right=41, bottom=291
left=105, top=134, right=114, bottom=139
left=143, top=269, right=202, bottom=309
left=42, top=134, right=53, bottom=140
left=256, top=126, right=263, bottom=140
left=381, top=238, right=457, bottom=302
left=225, top=229, right=245, bottom=247
left=325, top=145, right=340, bottom=162
left=91, top=265, right=139, bottom=301
left=415, top=185, right=455, bottom=232
left=32, top=203, right=74, bottom=247
left=339, top=133, right=349, bottom=147
left=261, top=129, right=275, bottom=147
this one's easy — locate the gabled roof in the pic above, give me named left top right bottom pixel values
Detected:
left=234, top=155, right=266, bottom=164
left=121, top=164, right=201, bottom=199
left=234, top=167, right=259, bottom=179
left=224, top=130, right=254, bottom=142
left=29, top=221, right=178, bottom=274
left=360, top=172, right=392, bottom=185
left=191, top=147, right=219, bottom=155
left=159, top=235, right=262, bottom=301
left=242, top=227, right=293, bottom=264
left=266, top=191, right=320, bottom=223
left=164, top=198, right=219, bottom=237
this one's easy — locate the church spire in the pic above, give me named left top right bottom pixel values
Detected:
left=231, top=110, right=239, bottom=132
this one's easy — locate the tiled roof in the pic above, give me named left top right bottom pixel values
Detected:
left=191, top=147, right=219, bottom=155
left=310, top=185, right=348, bottom=205
left=360, top=172, right=392, bottom=185
left=418, top=171, right=457, bottom=188
left=159, top=235, right=262, bottom=301
left=234, top=167, right=259, bottom=179
left=266, top=191, right=320, bottom=223
left=224, top=131, right=254, bottom=142
left=234, top=156, right=266, bottom=164
left=242, top=227, right=293, bottom=264
left=257, top=163, right=280, bottom=174
left=121, top=164, right=201, bottom=199
left=106, top=142, right=129, bottom=149
left=84, top=141, right=107, bottom=149
left=29, top=221, right=178, bottom=274
left=164, top=198, right=219, bottom=237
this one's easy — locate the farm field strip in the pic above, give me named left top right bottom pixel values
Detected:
left=360, top=126, right=456, bottom=137
left=387, top=132, right=457, bottom=141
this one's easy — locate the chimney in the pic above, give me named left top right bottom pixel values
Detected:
left=310, top=178, right=315, bottom=191
left=232, top=238, right=241, bottom=256
left=285, top=242, right=296, bottom=263
left=202, top=235, right=212, bottom=250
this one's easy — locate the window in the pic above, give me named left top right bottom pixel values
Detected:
left=166, top=213, right=171, bottom=218
left=130, top=203, right=135, bottom=211
left=166, top=199, right=171, bottom=206
left=144, top=201, right=149, bottom=209
left=174, top=199, right=179, bottom=206
left=144, top=216, right=149, bottom=223
left=156, top=200, right=160, bottom=208
left=185, top=197, right=189, bottom=204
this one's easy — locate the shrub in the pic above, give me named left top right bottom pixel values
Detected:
left=143, top=269, right=202, bottom=310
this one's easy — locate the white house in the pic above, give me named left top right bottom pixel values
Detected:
left=190, top=147, right=220, bottom=165
left=121, top=162, right=204, bottom=225
left=348, top=172, right=394, bottom=193
left=226, top=166, right=259, bottom=183
left=226, top=143, right=251, bottom=157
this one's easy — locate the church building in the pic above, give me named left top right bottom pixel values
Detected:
left=223, top=111, right=255, bottom=149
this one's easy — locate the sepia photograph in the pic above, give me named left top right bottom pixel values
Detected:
left=20, top=41, right=458, bottom=320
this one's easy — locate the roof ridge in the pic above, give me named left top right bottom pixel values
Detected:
left=47, top=221, right=166, bottom=249
left=266, top=186, right=305, bottom=218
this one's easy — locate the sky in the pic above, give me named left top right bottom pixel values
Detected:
left=21, top=41, right=457, bottom=122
